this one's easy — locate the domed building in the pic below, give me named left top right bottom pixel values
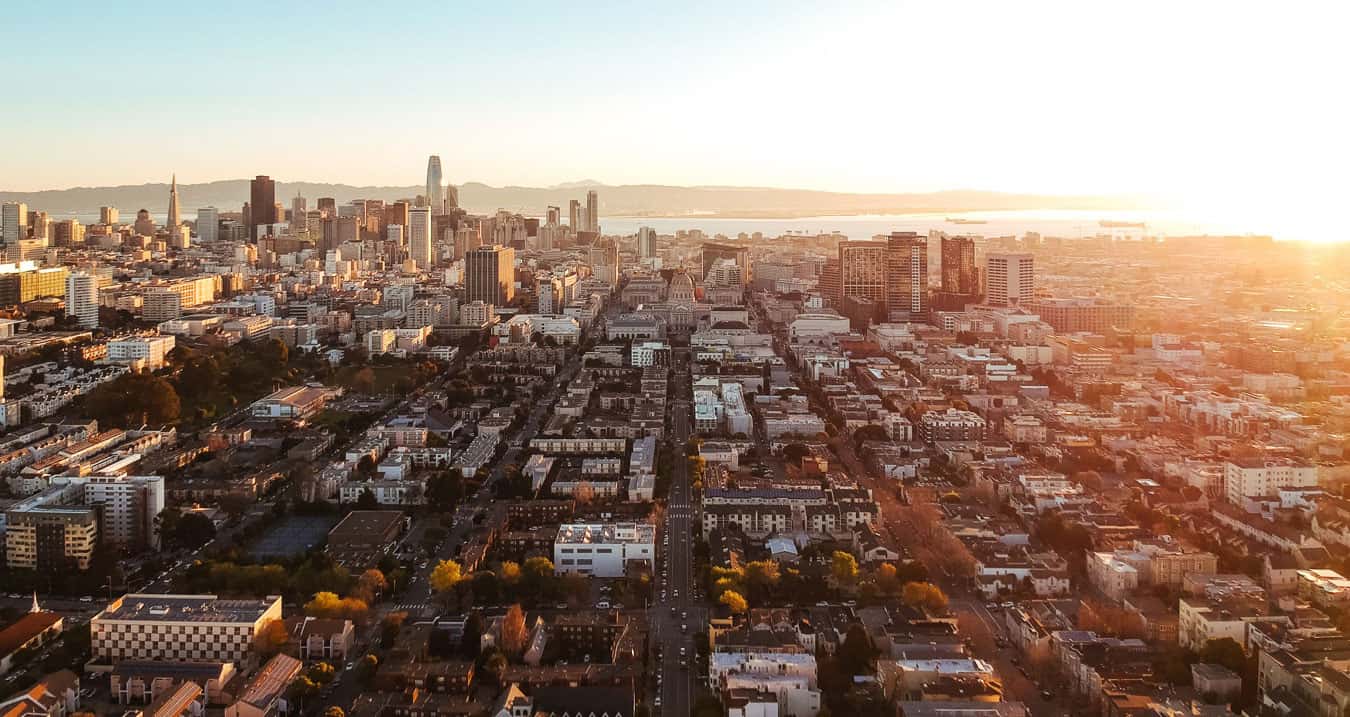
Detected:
left=668, top=270, right=695, bottom=306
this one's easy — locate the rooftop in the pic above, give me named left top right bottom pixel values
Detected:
left=95, top=594, right=280, bottom=624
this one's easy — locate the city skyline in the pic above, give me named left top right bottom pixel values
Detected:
left=2, top=1, right=1345, bottom=243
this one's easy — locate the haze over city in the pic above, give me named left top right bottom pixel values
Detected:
left=4, top=1, right=1347, bottom=241
left=0, top=5, right=1348, bottom=717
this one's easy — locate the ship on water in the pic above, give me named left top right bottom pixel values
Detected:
left=1099, top=220, right=1146, bottom=228
left=946, top=217, right=988, bottom=225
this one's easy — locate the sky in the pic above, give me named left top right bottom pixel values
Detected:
left=3, top=0, right=1347, bottom=236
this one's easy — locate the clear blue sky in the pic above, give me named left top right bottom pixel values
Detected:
left=4, top=0, right=1346, bottom=233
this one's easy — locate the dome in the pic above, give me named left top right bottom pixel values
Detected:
left=668, top=271, right=695, bottom=305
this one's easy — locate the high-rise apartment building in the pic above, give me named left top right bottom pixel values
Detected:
left=65, top=272, right=99, bottom=328
left=196, top=207, right=219, bottom=243
left=884, top=231, right=927, bottom=319
left=546, top=205, right=561, bottom=226
left=249, top=175, right=277, bottom=239
left=585, top=190, right=599, bottom=232
left=465, top=245, right=515, bottom=306
left=838, top=240, right=887, bottom=307
left=568, top=199, right=581, bottom=231
left=99, top=206, right=119, bottom=225
left=408, top=207, right=433, bottom=269
left=425, top=156, right=444, bottom=212
left=984, top=252, right=1035, bottom=307
left=1, top=203, right=27, bottom=246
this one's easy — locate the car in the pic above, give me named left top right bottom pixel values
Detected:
left=654, top=697, right=661, bottom=707
left=679, top=647, right=686, bottom=655
left=681, top=624, right=688, bottom=633
left=985, top=602, right=998, bottom=610
left=1001, top=602, right=1015, bottom=609
left=1040, top=690, right=1055, bottom=701
left=670, top=606, right=677, bottom=615
left=79, top=596, right=93, bottom=603
left=595, top=601, right=610, bottom=609
left=556, top=602, right=569, bottom=609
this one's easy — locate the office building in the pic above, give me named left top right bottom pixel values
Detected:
left=941, top=235, right=979, bottom=295
left=2, top=203, right=27, bottom=246
left=408, top=207, right=433, bottom=269
left=92, top=594, right=283, bottom=664
left=568, top=200, right=581, bottom=231
left=553, top=522, right=655, bottom=577
left=249, top=175, right=276, bottom=239
left=425, top=156, right=443, bottom=212
left=585, top=190, right=599, bottom=232
left=466, top=245, right=515, bottom=306
left=290, top=194, right=306, bottom=231
left=0, top=264, right=68, bottom=305
left=701, top=243, right=749, bottom=284
left=1023, top=297, right=1134, bottom=333
left=54, top=219, right=85, bottom=247
left=100, top=206, right=119, bottom=225
left=838, top=240, right=887, bottom=310
left=885, top=231, right=927, bottom=320
left=638, top=226, right=656, bottom=258
left=196, top=207, right=219, bottom=243
left=546, top=205, right=561, bottom=226
left=984, top=253, right=1034, bottom=307
left=132, top=209, right=156, bottom=236
left=165, top=174, right=180, bottom=230
left=65, top=272, right=99, bottom=329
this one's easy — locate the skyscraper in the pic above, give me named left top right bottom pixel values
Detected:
left=465, top=245, right=515, bottom=306
left=99, top=206, right=119, bottom=225
left=884, top=232, right=927, bottom=319
left=638, top=226, right=657, bottom=258
left=249, top=175, right=277, bottom=239
left=166, top=174, right=181, bottom=230
left=585, top=190, right=599, bottom=232
left=546, top=206, right=561, bottom=226
left=425, top=156, right=444, bottom=212
left=568, top=200, right=581, bottom=231
left=1, top=203, right=27, bottom=246
left=317, top=197, right=336, bottom=216
left=984, top=252, right=1035, bottom=306
left=66, top=272, right=98, bottom=329
left=940, top=235, right=979, bottom=295
left=291, top=193, right=307, bottom=231
left=408, top=207, right=433, bottom=269
left=838, top=240, right=887, bottom=307
left=196, top=207, right=219, bottom=243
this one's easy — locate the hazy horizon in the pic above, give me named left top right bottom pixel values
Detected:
left=2, top=1, right=1346, bottom=241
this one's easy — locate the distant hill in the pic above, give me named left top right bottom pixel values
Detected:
left=0, top=179, right=1148, bottom=218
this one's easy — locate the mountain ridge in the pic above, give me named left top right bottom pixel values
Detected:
left=0, top=180, right=1153, bottom=218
